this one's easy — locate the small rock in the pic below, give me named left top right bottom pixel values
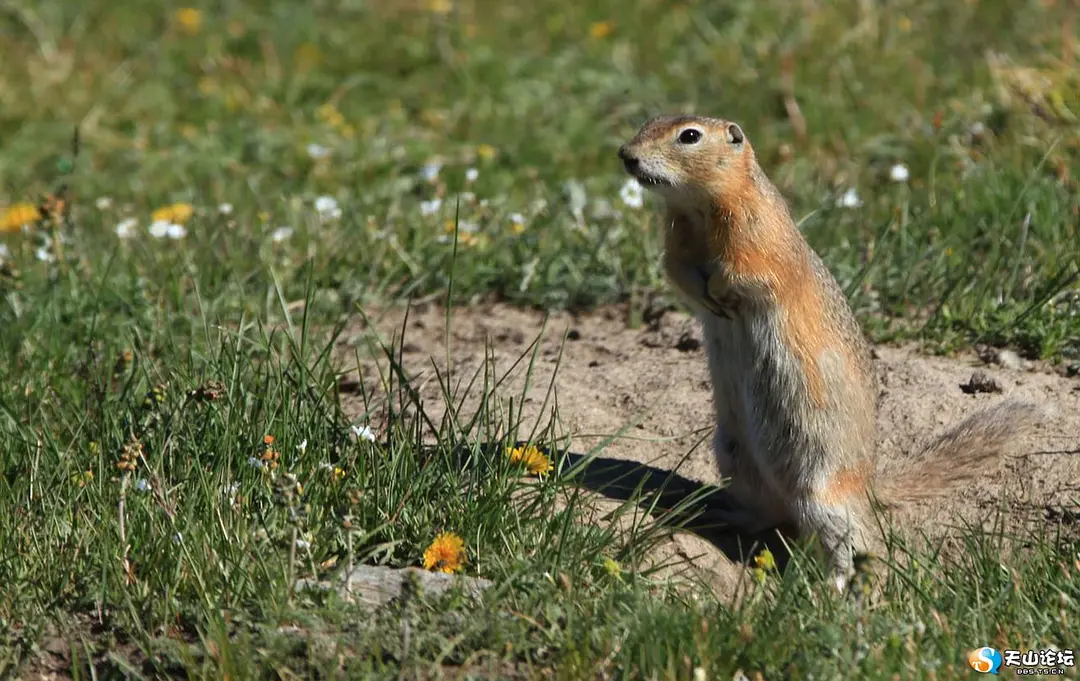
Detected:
left=296, top=565, right=493, bottom=611
left=995, top=349, right=1025, bottom=371
left=566, top=328, right=581, bottom=341
left=588, top=360, right=600, bottom=368
left=676, top=328, right=703, bottom=352
left=960, top=370, right=1002, bottom=395
left=979, top=346, right=1026, bottom=371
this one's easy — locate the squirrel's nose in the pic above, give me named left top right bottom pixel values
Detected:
left=618, top=146, right=640, bottom=174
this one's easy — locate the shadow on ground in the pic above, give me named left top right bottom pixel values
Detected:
left=556, top=449, right=798, bottom=571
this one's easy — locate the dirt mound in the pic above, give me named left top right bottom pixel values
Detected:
left=335, top=301, right=1080, bottom=600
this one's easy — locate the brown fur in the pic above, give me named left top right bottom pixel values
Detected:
left=618, top=114, right=1045, bottom=591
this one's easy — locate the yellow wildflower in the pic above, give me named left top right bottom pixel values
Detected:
left=294, top=43, right=322, bottom=71
left=424, top=0, right=452, bottom=14
left=753, top=548, right=776, bottom=571
left=1, top=203, right=40, bottom=232
left=476, top=144, right=497, bottom=161
left=602, top=557, right=622, bottom=579
left=589, top=21, right=614, bottom=39
left=316, top=103, right=345, bottom=128
left=509, top=212, right=526, bottom=235
left=151, top=203, right=194, bottom=225
left=175, top=8, right=203, bottom=35
left=507, top=444, right=553, bottom=476
left=423, top=531, right=465, bottom=573
left=332, top=466, right=346, bottom=481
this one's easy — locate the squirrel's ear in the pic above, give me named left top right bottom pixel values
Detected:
left=726, top=123, right=745, bottom=146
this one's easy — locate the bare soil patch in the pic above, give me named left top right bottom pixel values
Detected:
left=335, top=301, right=1080, bottom=600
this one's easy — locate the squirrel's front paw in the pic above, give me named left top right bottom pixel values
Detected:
left=704, top=271, right=741, bottom=319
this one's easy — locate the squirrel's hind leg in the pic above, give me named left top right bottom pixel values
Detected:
left=790, top=496, right=868, bottom=592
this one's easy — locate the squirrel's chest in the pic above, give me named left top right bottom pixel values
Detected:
left=699, top=305, right=800, bottom=395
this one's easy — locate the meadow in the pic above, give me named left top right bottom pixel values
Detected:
left=1, top=0, right=1078, bottom=678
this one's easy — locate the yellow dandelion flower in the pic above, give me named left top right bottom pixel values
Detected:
left=316, top=103, right=344, bottom=128
left=332, top=466, right=346, bottom=481
left=476, top=144, right=497, bottom=161
left=424, top=0, right=453, bottom=15
left=507, top=444, right=553, bottom=476
left=753, top=548, right=776, bottom=571
left=423, top=531, right=465, bottom=573
left=602, top=557, right=622, bottom=579
left=294, top=43, right=322, bottom=71
left=175, top=8, right=203, bottom=35
left=152, top=202, right=194, bottom=225
left=589, top=21, right=614, bottom=39
left=509, top=212, right=526, bottom=235
left=1, top=203, right=40, bottom=232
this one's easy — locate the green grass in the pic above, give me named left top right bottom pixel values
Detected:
left=1, top=0, right=1079, bottom=678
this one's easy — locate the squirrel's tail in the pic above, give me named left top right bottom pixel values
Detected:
left=873, top=398, right=1047, bottom=507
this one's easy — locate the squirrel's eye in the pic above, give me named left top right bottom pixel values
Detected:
left=677, top=128, right=702, bottom=144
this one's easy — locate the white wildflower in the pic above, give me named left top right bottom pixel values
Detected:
left=889, top=163, right=910, bottom=182
left=248, top=456, right=265, bottom=469
left=149, top=220, right=171, bottom=238
left=836, top=188, right=862, bottom=208
left=465, top=167, right=479, bottom=183
left=298, top=439, right=308, bottom=453
left=307, top=143, right=331, bottom=160
left=218, top=203, right=234, bottom=215
left=319, top=462, right=333, bottom=471
left=458, top=191, right=476, bottom=203
left=420, top=199, right=442, bottom=216
left=421, top=160, right=442, bottom=182
left=457, top=220, right=479, bottom=233
left=314, top=195, right=342, bottom=221
left=166, top=223, right=187, bottom=239
left=295, top=538, right=311, bottom=550
left=95, top=197, right=113, bottom=210
left=619, top=178, right=644, bottom=209
left=509, top=212, right=526, bottom=225
left=271, top=226, right=294, bottom=243
left=115, top=218, right=138, bottom=239
left=135, top=479, right=151, bottom=492
left=172, top=532, right=183, bottom=545
left=351, top=424, right=376, bottom=442
left=35, top=245, right=55, bottom=263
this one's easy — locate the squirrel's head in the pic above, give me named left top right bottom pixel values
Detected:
left=618, top=115, right=752, bottom=209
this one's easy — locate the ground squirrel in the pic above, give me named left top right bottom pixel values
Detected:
left=618, top=114, right=1044, bottom=592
